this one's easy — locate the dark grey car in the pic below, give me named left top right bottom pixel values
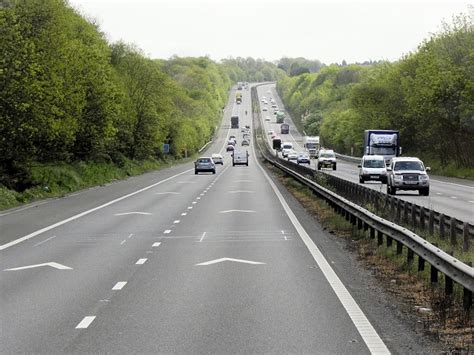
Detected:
left=194, top=157, right=216, bottom=174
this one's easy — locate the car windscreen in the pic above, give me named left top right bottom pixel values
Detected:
left=320, top=153, right=334, bottom=158
left=363, top=160, right=385, bottom=168
left=394, top=161, right=423, bottom=171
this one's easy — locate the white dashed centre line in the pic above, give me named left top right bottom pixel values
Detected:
left=112, top=282, right=127, bottom=290
left=469, top=201, right=474, bottom=204
left=192, top=201, right=197, bottom=204
left=196, top=197, right=201, bottom=200
left=188, top=206, right=193, bottom=210
left=174, top=220, right=180, bottom=224
left=164, top=230, right=171, bottom=234
left=450, top=196, right=458, bottom=199
left=152, top=242, right=161, bottom=247
left=136, top=258, right=147, bottom=265
left=127, top=233, right=133, bottom=239
left=120, top=240, right=126, bottom=245
left=181, top=212, right=187, bottom=216
left=76, top=316, right=96, bottom=329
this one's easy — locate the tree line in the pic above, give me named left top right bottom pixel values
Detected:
left=0, top=0, right=280, bottom=191
left=277, top=15, right=473, bottom=170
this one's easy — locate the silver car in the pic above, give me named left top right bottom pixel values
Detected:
left=386, top=157, right=430, bottom=195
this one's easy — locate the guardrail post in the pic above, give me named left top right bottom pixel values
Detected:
left=419, top=207, right=425, bottom=230
left=387, top=236, right=393, bottom=247
left=430, top=264, right=438, bottom=284
left=395, top=199, right=401, bottom=223
left=363, top=222, right=369, bottom=232
left=464, top=262, right=472, bottom=311
left=396, top=241, right=403, bottom=255
left=450, top=218, right=457, bottom=246
left=439, top=214, right=445, bottom=239
left=370, top=227, right=375, bottom=239
left=445, top=275, right=453, bottom=296
left=403, top=201, right=408, bottom=224
left=407, top=248, right=414, bottom=264
left=357, top=218, right=363, bottom=230
left=463, top=222, right=470, bottom=251
left=377, top=231, right=383, bottom=246
left=411, top=204, right=417, bottom=229
left=428, top=210, right=434, bottom=235
left=417, top=255, right=425, bottom=271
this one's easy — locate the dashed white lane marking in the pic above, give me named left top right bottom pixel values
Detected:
left=192, top=201, right=197, bottom=204
left=76, top=316, right=96, bottom=329
left=450, top=196, right=458, bottom=199
left=469, top=201, right=474, bottom=204
left=253, top=139, right=390, bottom=354
left=196, top=197, right=201, bottom=200
left=136, top=258, right=147, bottom=265
left=219, top=210, right=256, bottom=214
left=181, top=212, right=187, bottom=216
left=436, top=192, right=443, bottom=195
left=200, top=193, right=205, bottom=196
left=155, top=192, right=180, bottom=195
left=164, top=230, right=171, bottom=234
left=115, top=212, right=152, bottom=216
left=173, top=220, right=180, bottom=224
left=127, top=233, right=133, bottom=239
left=228, top=190, right=254, bottom=193
left=177, top=181, right=196, bottom=184
left=152, top=242, right=161, bottom=247
left=112, top=282, right=127, bottom=290
left=120, top=240, right=126, bottom=245
left=34, top=235, right=57, bottom=247
left=188, top=206, right=193, bottom=210
left=0, top=168, right=193, bottom=250
left=199, top=232, right=207, bottom=242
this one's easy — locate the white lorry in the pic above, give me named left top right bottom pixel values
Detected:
left=303, top=136, right=320, bottom=158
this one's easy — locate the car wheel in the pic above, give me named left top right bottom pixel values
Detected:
left=359, top=176, right=364, bottom=184
left=246, top=163, right=248, bottom=166
left=317, top=164, right=321, bottom=170
left=387, top=184, right=394, bottom=195
left=333, top=164, right=336, bottom=170
left=194, top=170, right=198, bottom=175
left=213, top=170, right=216, bottom=174
left=420, top=187, right=429, bottom=196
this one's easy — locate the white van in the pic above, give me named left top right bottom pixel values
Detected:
left=358, top=155, right=387, bottom=183
left=232, top=150, right=249, bottom=166
left=281, top=142, right=293, bottom=158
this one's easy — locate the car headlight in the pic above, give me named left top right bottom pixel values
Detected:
left=420, top=174, right=429, bottom=181
left=394, top=175, right=403, bottom=181
left=362, top=169, right=369, bottom=174
left=381, top=171, right=387, bottom=175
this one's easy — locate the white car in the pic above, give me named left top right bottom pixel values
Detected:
left=358, top=155, right=387, bottom=183
left=317, top=149, right=337, bottom=170
left=287, top=150, right=298, bottom=161
left=211, top=153, right=224, bottom=165
left=386, top=157, right=430, bottom=196
left=281, top=142, right=293, bottom=158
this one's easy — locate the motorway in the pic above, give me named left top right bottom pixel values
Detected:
left=258, top=84, right=474, bottom=224
left=1, top=87, right=440, bottom=353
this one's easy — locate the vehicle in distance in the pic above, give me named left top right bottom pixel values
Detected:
left=231, top=115, right=239, bottom=129
left=262, top=106, right=268, bottom=111
left=195, top=157, right=216, bottom=174
left=280, top=123, right=289, bottom=134
left=235, top=91, right=242, bottom=104
left=317, top=149, right=337, bottom=170
left=358, top=155, right=387, bottom=183
left=241, top=139, right=249, bottom=146
left=297, top=152, right=310, bottom=165
left=276, top=111, right=285, bottom=123
left=272, top=136, right=282, bottom=150
left=267, top=129, right=275, bottom=135
left=303, top=136, right=320, bottom=158
left=227, top=139, right=236, bottom=146
left=226, top=145, right=235, bottom=152
left=265, top=116, right=271, bottom=121
left=364, top=130, right=401, bottom=165
left=281, top=142, right=293, bottom=158
left=211, top=153, right=224, bottom=165
left=287, top=150, right=298, bottom=161
left=386, top=157, right=430, bottom=196
left=232, top=150, right=249, bottom=166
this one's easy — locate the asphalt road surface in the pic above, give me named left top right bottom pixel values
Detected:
left=258, top=84, right=474, bottom=224
left=1, top=87, right=440, bottom=353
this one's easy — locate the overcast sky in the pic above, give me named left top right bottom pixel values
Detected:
left=68, top=0, right=471, bottom=64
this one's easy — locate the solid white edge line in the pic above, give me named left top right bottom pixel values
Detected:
left=112, top=281, right=127, bottom=290
left=0, top=168, right=194, bottom=251
left=252, top=115, right=390, bottom=354
left=136, top=258, right=147, bottom=265
left=75, top=316, right=96, bottom=329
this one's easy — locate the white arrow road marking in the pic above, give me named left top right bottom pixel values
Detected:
left=115, top=212, right=152, bottom=216
left=155, top=192, right=180, bottom=195
left=228, top=190, right=254, bottom=193
left=112, top=282, right=127, bottom=290
left=5, top=262, right=73, bottom=271
left=196, top=258, right=265, bottom=266
left=76, top=316, right=96, bottom=329
left=219, top=210, right=256, bottom=214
